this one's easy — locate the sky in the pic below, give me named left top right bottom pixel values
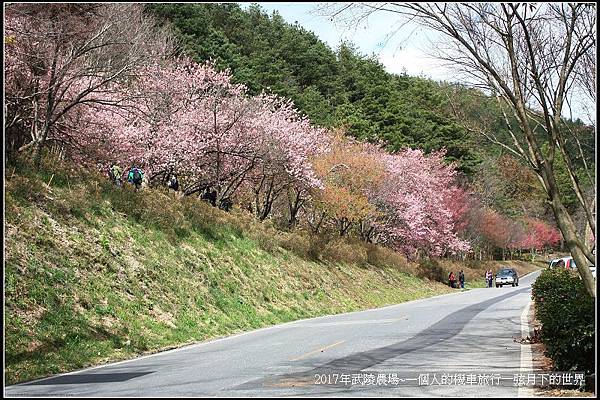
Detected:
left=239, top=2, right=453, bottom=81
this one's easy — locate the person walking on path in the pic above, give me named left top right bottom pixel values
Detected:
left=109, top=163, right=122, bottom=186
left=459, top=270, right=465, bottom=289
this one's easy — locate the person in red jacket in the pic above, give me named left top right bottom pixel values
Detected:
left=449, top=271, right=457, bottom=288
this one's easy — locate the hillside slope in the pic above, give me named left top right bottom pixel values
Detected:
left=5, top=165, right=459, bottom=384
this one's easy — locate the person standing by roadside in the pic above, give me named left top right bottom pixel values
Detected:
left=449, top=271, right=456, bottom=288
left=459, top=270, right=465, bottom=289
left=167, top=173, right=179, bottom=191
left=485, top=269, right=492, bottom=288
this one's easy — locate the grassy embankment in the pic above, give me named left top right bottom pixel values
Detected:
left=4, top=162, right=541, bottom=384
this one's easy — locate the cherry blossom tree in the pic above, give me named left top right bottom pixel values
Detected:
left=74, top=58, right=253, bottom=190
left=515, top=217, right=562, bottom=260
left=8, top=4, right=525, bottom=263
left=4, top=3, right=172, bottom=168
left=241, top=94, right=328, bottom=221
left=73, top=58, right=326, bottom=215
left=373, top=149, right=471, bottom=258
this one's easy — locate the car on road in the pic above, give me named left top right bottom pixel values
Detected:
left=495, top=268, right=519, bottom=287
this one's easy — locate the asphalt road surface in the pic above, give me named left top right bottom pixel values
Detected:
left=5, top=270, right=541, bottom=397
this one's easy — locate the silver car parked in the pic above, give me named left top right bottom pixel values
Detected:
left=495, top=268, right=519, bottom=287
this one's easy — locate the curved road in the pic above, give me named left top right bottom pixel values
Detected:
left=5, top=270, right=541, bottom=397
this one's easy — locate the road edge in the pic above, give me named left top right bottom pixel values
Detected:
left=518, top=298, right=536, bottom=398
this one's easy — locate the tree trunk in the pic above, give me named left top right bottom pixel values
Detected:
left=287, top=189, right=303, bottom=228
left=550, top=195, right=596, bottom=298
left=584, top=196, right=596, bottom=251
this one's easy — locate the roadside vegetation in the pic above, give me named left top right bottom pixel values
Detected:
left=4, top=158, right=544, bottom=384
left=531, top=268, right=595, bottom=375
left=145, top=3, right=594, bottom=262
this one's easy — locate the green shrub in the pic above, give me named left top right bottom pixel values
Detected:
left=65, top=185, right=93, bottom=220
left=103, top=184, right=145, bottom=221
left=531, top=268, right=595, bottom=374
left=138, top=190, right=191, bottom=242
left=307, top=234, right=329, bottom=261
left=180, top=196, right=224, bottom=240
left=8, top=152, right=85, bottom=190
left=279, top=231, right=311, bottom=258
left=5, top=174, right=48, bottom=206
left=252, top=230, right=279, bottom=253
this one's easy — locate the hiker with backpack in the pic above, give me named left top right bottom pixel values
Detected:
left=108, top=163, right=122, bottom=186
left=201, top=187, right=218, bottom=206
left=127, top=167, right=144, bottom=190
left=167, top=173, right=179, bottom=191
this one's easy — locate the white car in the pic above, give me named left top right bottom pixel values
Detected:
left=548, top=256, right=576, bottom=269
left=548, top=256, right=596, bottom=279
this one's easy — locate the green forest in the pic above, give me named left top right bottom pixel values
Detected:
left=147, top=3, right=482, bottom=175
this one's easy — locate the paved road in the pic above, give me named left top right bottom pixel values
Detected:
left=5, top=271, right=541, bottom=397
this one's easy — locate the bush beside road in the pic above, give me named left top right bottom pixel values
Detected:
left=531, top=268, right=595, bottom=376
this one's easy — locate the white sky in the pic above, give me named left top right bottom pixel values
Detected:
left=240, top=2, right=454, bottom=81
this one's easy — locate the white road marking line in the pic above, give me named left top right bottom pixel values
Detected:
left=518, top=298, right=535, bottom=398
